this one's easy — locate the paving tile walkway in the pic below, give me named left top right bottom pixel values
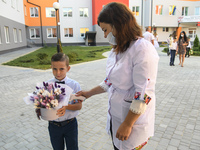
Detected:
left=0, top=47, right=200, bottom=150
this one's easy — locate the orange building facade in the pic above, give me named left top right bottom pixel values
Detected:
left=24, top=0, right=59, bottom=46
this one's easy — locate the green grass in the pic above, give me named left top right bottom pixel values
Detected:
left=3, top=46, right=111, bottom=70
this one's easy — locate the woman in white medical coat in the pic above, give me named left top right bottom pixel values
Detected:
left=76, top=2, right=159, bottom=150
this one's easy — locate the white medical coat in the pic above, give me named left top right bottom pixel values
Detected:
left=104, top=38, right=159, bottom=149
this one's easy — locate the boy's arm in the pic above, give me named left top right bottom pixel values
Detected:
left=56, top=101, right=82, bottom=117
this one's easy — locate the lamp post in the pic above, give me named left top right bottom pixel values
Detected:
left=53, top=2, right=60, bottom=53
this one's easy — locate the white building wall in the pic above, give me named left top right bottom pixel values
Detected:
left=152, top=0, right=199, bottom=28
left=59, top=0, right=93, bottom=44
left=141, top=0, right=200, bottom=42
left=129, top=0, right=142, bottom=26
left=0, top=0, right=25, bottom=24
left=0, top=0, right=26, bottom=51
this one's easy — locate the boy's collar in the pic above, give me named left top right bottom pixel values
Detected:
left=54, top=76, right=68, bottom=82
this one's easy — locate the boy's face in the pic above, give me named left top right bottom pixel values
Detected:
left=51, top=61, right=70, bottom=81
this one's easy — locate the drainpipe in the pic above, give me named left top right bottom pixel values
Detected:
left=151, top=0, right=153, bottom=32
left=26, top=0, right=44, bottom=47
left=141, top=0, right=143, bottom=29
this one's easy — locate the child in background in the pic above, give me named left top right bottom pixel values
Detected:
left=185, top=37, right=191, bottom=57
left=169, top=37, right=177, bottom=66
left=37, top=53, right=82, bottom=150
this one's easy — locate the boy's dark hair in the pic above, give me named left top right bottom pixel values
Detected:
left=51, top=53, right=69, bottom=66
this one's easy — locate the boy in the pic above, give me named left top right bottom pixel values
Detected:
left=37, top=53, right=82, bottom=150
left=169, top=37, right=177, bottom=66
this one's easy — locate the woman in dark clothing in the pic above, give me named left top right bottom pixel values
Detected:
left=177, top=31, right=188, bottom=67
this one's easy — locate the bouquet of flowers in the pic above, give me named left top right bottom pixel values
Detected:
left=24, top=82, right=73, bottom=120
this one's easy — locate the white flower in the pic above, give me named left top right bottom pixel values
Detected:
left=42, top=90, right=50, bottom=97
left=37, top=89, right=43, bottom=95
left=54, top=88, right=61, bottom=95
left=51, top=99, right=58, bottom=107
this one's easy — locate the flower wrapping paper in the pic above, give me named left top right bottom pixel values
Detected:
left=24, top=82, right=73, bottom=109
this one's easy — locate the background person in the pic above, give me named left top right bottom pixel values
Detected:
left=169, top=37, right=177, bottom=66
left=185, top=37, right=191, bottom=57
left=177, top=31, right=188, bottom=67
left=143, top=27, right=154, bottom=45
left=76, top=2, right=159, bottom=150
left=153, top=32, right=159, bottom=48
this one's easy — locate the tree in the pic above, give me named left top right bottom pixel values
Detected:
left=193, top=35, right=199, bottom=48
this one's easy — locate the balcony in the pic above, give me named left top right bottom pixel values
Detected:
left=178, top=15, right=200, bottom=23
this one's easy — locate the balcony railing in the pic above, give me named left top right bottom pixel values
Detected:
left=178, top=15, right=200, bottom=23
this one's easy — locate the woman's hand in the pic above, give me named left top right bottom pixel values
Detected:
left=56, top=106, right=66, bottom=117
left=116, top=122, right=132, bottom=141
left=76, top=90, right=92, bottom=99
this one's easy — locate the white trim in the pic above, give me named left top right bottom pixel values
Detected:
left=30, top=28, right=40, bottom=39
left=47, top=28, right=57, bottom=38
left=19, top=29, right=22, bottom=42
left=13, top=28, right=17, bottom=43
left=4, top=26, right=10, bottom=43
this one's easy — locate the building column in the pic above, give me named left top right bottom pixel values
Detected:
left=176, top=27, right=182, bottom=39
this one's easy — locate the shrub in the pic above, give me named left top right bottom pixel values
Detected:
left=39, top=60, right=51, bottom=65
left=192, top=51, right=200, bottom=56
left=193, top=35, right=199, bottom=48
left=44, top=40, right=48, bottom=48
left=87, top=51, right=96, bottom=57
left=36, top=53, right=48, bottom=60
left=163, top=48, right=169, bottom=53
left=19, top=59, right=34, bottom=63
left=67, top=52, right=78, bottom=62
left=193, top=47, right=199, bottom=51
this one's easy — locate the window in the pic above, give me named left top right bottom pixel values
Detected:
left=47, top=28, right=56, bottom=38
left=163, top=28, right=165, bottom=32
left=24, top=5, right=27, bottom=16
left=0, top=28, right=2, bottom=44
left=132, top=6, right=139, bottom=16
left=195, top=7, right=200, bottom=15
left=156, top=5, right=163, bottom=15
left=13, top=28, right=17, bottom=43
left=188, top=28, right=196, bottom=39
left=46, top=8, right=55, bottom=17
left=169, top=5, right=176, bottom=15
left=79, top=8, right=88, bottom=17
left=63, top=8, right=72, bottom=17
left=30, top=28, right=40, bottom=39
left=162, top=27, right=169, bottom=32
left=80, top=28, right=89, bottom=38
left=4, top=26, right=10, bottom=43
left=11, top=0, right=15, bottom=8
left=64, top=28, right=73, bottom=37
left=30, top=7, right=38, bottom=17
left=16, top=0, right=19, bottom=11
left=182, top=7, right=188, bottom=16
left=19, top=29, right=22, bottom=42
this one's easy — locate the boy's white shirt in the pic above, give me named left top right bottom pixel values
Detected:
left=47, top=76, right=81, bottom=122
left=169, top=41, right=177, bottom=50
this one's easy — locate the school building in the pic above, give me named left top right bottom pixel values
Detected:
left=0, top=0, right=200, bottom=52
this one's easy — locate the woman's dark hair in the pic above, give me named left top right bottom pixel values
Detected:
left=97, top=2, right=142, bottom=54
left=51, top=53, right=69, bottom=66
left=178, top=31, right=187, bottom=42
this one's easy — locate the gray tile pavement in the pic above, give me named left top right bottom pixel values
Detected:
left=0, top=47, right=200, bottom=150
